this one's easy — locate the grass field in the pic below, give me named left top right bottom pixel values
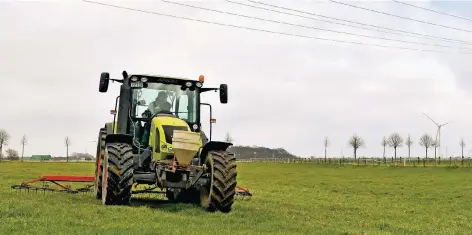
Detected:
left=1, top=162, right=472, bottom=235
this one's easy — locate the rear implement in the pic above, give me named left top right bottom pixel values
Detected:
left=11, top=175, right=95, bottom=194
left=11, top=175, right=252, bottom=199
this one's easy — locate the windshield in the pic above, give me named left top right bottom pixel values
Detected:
left=131, top=83, right=198, bottom=123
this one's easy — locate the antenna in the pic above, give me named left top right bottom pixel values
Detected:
left=422, top=113, right=451, bottom=159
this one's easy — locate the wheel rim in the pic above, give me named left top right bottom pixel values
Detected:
left=94, top=131, right=104, bottom=197
left=93, top=137, right=101, bottom=195
left=101, top=147, right=109, bottom=205
left=200, top=156, right=214, bottom=209
left=93, top=157, right=101, bottom=195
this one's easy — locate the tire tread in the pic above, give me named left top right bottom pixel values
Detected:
left=103, top=142, right=134, bottom=205
left=207, top=151, right=237, bottom=213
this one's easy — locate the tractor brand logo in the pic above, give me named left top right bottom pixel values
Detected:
left=156, top=78, right=179, bottom=84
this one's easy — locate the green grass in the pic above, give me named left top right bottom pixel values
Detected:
left=1, top=162, right=472, bottom=234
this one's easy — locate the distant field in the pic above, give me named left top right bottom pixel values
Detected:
left=1, top=162, right=472, bottom=235
left=240, top=156, right=472, bottom=168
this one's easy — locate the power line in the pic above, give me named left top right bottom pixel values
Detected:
left=163, top=0, right=472, bottom=51
left=81, top=0, right=471, bottom=55
left=329, top=0, right=472, bottom=33
left=246, top=0, right=472, bottom=45
left=392, top=0, right=472, bottom=23
left=226, top=0, right=450, bottom=43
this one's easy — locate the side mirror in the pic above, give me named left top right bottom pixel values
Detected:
left=99, top=72, right=110, bottom=93
left=219, top=84, right=228, bottom=104
left=138, top=100, right=146, bottom=105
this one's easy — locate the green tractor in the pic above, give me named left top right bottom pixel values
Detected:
left=93, top=71, right=237, bottom=212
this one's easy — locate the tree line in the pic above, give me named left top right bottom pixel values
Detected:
left=324, top=133, right=467, bottom=160
left=224, top=132, right=467, bottom=161
left=0, top=128, right=73, bottom=161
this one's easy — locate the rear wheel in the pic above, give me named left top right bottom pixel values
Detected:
left=93, top=128, right=106, bottom=199
left=200, top=151, right=237, bottom=213
left=101, top=142, right=134, bottom=205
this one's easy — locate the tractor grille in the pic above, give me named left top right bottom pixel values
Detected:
left=162, top=125, right=189, bottom=144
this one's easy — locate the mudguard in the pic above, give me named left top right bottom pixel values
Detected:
left=105, top=122, right=114, bottom=135
left=105, top=134, right=133, bottom=145
left=199, top=141, right=233, bottom=164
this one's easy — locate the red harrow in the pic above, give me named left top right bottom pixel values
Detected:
left=235, top=186, right=252, bottom=199
left=11, top=175, right=95, bottom=194
left=11, top=175, right=252, bottom=199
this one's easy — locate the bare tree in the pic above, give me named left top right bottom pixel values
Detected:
left=381, top=136, right=387, bottom=162
left=20, top=134, right=27, bottom=162
left=460, top=138, right=466, bottom=160
left=348, top=133, right=365, bottom=160
left=405, top=134, right=413, bottom=160
left=224, top=132, right=233, bottom=144
left=388, top=133, right=403, bottom=160
left=419, top=133, right=434, bottom=159
left=6, top=148, right=19, bottom=160
left=0, top=129, right=10, bottom=161
left=65, top=136, right=71, bottom=162
left=324, top=136, right=329, bottom=162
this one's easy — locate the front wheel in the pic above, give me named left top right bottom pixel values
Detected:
left=200, top=151, right=237, bottom=213
left=101, top=142, right=134, bottom=205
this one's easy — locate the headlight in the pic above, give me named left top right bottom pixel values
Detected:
left=131, top=77, right=138, bottom=82
left=141, top=77, right=148, bottom=82
left=196, top=82, right=203, bottom=88
left=185, top=81, right=192, bottom=87
left=192, top=124, right=199, bottom=130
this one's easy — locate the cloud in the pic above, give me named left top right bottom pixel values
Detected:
left=1, top=0, right=471, bottom=158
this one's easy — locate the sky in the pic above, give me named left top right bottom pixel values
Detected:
left=1, top=0, right=472, bottom=159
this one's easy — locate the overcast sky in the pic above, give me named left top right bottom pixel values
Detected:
left=1, top=0, right=472, bottom=158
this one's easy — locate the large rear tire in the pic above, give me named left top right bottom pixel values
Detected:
left=93, top=128, right=106, bottom=199
left=200, top=151, right=237, bottom=213
left=101, top=142, right=134, bottom=205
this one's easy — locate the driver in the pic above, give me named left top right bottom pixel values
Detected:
left=148, top=91, right=172, bottom=115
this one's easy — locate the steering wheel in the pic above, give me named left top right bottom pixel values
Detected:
left=156, top=110, right=174, bottom=115
left=147, top=109, right=175, bottom=121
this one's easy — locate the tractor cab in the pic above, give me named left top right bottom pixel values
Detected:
left=128, top=75, right=203, bottom=149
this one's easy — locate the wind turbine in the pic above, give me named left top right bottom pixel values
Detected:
left=422, top=113, right=451, bottom=159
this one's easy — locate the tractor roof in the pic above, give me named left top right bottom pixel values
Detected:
left=131, top=74, right=198, bottom=82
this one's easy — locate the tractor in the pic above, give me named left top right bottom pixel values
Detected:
left=93, top=71, right=237, bottom=212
